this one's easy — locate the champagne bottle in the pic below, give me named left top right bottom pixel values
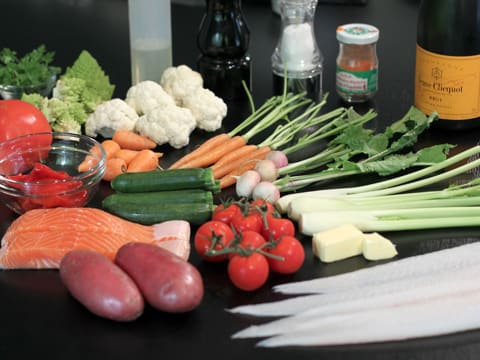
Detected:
left=414, top=0, right=480, bottom=129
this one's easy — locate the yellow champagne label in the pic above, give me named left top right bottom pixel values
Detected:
left=414, top=45, right=480, bottom=120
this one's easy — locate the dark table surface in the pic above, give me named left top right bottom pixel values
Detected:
left=1, top=1, right=480, bottom=359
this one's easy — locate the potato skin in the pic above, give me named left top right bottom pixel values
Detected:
left=60, top=250, right=144, bottom=321
left=115, top=242, right=204, bottom=313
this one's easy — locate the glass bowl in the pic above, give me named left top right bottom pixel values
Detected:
left=0, top=132, right=106, bottom=214
left=0, top=70, right=58, bottom=99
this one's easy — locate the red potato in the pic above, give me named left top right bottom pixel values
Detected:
left=115, top=242, right=204, bottom=313
left=59, top=250, right=144, bottom=322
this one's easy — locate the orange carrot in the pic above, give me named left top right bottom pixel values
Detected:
left=77, top=155, right=98, bottom=172
left=103, top=158, right=127, bottom=182
left=211, top=144, right=258, bottom=179
left=101, top=139, right=121, bottom=160
left=113, top=149, right=140, bottom=165
left=169, top=133, right=231, bottom=169
left=77, top=145, right=104, bottom=172
left=175, top=135, right=248, bottom=170
left=112, top=130, right=157, bottom=150
left=127, top=149, right=159, bottom=173
left=219, top=146, right=271, bottom=189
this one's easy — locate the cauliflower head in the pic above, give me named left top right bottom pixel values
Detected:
left=135, top=104, right=196, bottom=149
left=125, top=80, right=175, bottom=115
left=182, top=88, right=227, bottom=132
left=160, top=65, right=203, bottom=105
left=85, top=98, right=139, bottom=138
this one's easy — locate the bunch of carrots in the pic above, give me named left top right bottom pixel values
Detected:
left=79, top=130, right=162, bottom=181
left=168, top=90, right=323, bottom=189
left=169, top=133, right=270, bottom=189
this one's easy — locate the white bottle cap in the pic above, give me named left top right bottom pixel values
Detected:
left=336, top=23, right=379, bottom=45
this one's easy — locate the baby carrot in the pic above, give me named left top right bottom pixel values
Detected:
left=77, top=155, right=98, bottom=172
left=77, top=145, right=104, bottom=172
left=218, top=146, right=271, bottom=189
left=113, top=149, right=140, bottom=165
left=211, top=144, right=258, bottom=179
left=169, top=133, right=231, bottom=169
left=101, top=139, right=121, bottom=160
left=127, top=149, right=159, bottom=173
left=112, top=130, right=157, bottom=150
left=175, top=135, right=248, bottom=169
left=103, top=158, right=127, bottom=182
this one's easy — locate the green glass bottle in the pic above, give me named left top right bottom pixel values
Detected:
left=414, top=0, right=480, bottom=129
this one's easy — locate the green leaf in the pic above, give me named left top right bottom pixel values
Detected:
left=359, top=153, right=420, bottom=176
left=416, top=144, right=454, bottom=163
left=0, top=45, right=60, bottom=86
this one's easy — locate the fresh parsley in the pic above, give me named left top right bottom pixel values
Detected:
left=0, top=45, right=61, bottom=86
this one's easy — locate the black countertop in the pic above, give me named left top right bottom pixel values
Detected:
left=1, top=1, right=480, bottom=359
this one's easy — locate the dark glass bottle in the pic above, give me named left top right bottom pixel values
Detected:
left=197, top=0, right=252, bottom=101
left=414, top=0, right=480, bottom=130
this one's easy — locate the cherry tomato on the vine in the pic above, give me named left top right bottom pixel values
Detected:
left=266, top=235, right=305, bottom=274
left=228, top=230, right=266, bottom=259
left=228, top=252, right=270, bottom=291
left=249, top=199, right=276, bottom=214
left=231, top=211, right=263, bottom=234
left=212, top=203, right=241, bottom=225
left=261, top=213, right=296, bottom=241
left=194, top=220, right=235, bottom=262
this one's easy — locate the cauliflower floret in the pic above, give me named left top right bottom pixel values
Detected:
left=160, top=65, right=203, bottom=105
left=135, top=104, right=196, bottom=149
left=85, top=98, right=139, bottom=138
left=182, top=87, right=228, bottom=132
left=125, top=80, right=175, bottom=115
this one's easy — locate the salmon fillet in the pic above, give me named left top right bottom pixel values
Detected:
left=0, top=207, right=191, bottom=269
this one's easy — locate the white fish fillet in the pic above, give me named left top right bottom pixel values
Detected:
left=274, top=241, right=480, bottom=294
left=255, top=288, right=480, bottom=347
left=229, top=242, right=480, bottom=347
left=231, top=274, right=480, bottom=338
left=228, top=262, right=480, bottom=317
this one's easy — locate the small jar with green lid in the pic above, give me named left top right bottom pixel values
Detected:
left=336, top=23, right=380, bottom=103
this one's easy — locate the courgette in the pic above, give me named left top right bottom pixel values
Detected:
left=102, top=189, right=213, bottom=206
left=102, top=201, right=214, bottom=225
left=111, top=168, right=220, bottom=193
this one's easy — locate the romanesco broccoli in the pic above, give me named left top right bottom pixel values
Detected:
left=21, top=50, right=115, bottom=134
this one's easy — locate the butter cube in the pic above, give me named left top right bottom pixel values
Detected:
left=362, top=232, right=398, bottom=261
left=312, top=224, right=364, bottom=263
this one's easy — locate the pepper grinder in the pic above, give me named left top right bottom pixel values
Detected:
left=197, top=0, right=252, bottom=101
left=272, top=0, right=323, bottom=101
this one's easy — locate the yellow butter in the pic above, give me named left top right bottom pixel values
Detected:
left=362, top=232, right=398, bottom=261
left=312, top=224, right=364, bottom=263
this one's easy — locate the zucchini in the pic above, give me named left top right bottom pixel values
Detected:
left=111, top=168, right=220, bottom=193
left=102, top=189, right=213, bottom=207
left=101, top=189, right=214, bottom=225
left=102, top=201, right=214, bottom=225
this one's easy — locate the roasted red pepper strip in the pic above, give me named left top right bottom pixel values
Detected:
left=7, top=162, right=87, bottom=210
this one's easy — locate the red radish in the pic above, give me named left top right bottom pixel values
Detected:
left=266, top=150, right=289, bottom=168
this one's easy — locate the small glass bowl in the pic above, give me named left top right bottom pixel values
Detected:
left=0, top=70, right=58, bottom=99
left=0, top=132, right=106, bottom=214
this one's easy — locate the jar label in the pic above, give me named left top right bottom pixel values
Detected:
left=336, top=67, right=378, bottom=94
left=414, top=45, right=480, bottom=120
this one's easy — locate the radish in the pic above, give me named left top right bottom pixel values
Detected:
left=254, top=159, right=279, bottom=182
left=252, top=181, right=280, bottom=203
left=266, top=150, right=289, bottom=168
left=236, top=170, right=262, bottom=198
